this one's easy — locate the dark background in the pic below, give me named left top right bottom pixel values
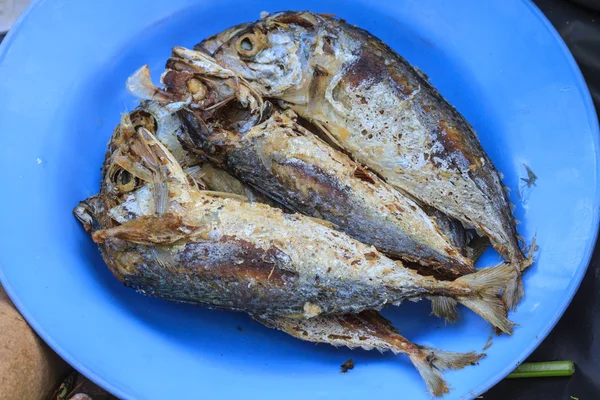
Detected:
left=1, top=1, right=599, bottom=399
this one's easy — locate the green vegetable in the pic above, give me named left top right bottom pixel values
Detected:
left=507, top=361, right=574, bottom=378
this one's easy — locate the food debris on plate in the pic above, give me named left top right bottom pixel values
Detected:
left=341, top=359, right=354, bottom=373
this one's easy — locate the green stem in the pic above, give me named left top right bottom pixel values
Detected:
left=507, top=361, right=574, bottom=379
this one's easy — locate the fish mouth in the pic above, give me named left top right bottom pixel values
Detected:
left=73, top=195, right=105, bottom=233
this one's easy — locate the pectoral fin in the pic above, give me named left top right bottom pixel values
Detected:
left=92, top=213, right=200, bottom=245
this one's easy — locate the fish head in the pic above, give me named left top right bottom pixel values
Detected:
left=128, top=52, right=266, bottom=133
left=201, top=11, right=322, bottom=97
left=194, top=22, right=254, bottom=55
left=98, top=112, right=195, bottom=224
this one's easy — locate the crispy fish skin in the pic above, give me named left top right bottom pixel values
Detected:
left=76, top=113, right=514, bottom=332
left=91, top=195, right=512, bottom=331
left=256, top=311, right=484, bottom=397
left=178, top=106, right=474, bottom=276
left=201, top=11, right=529, bottom=309
left=72, top=107, right=489, bottom=397
left=133, top=62, right=474, bottom=277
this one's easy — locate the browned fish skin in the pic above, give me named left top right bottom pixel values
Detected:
left=177, top=106, right=474, bottom=276
left=200, top=11, right=529, bottom=309
left=132, top=58, right=474, bottom=277
left=256, top=311, right=484, bottom=397
left=72, top=106, right=492, bottom=398
left=75, top=112, right=514, bottom=332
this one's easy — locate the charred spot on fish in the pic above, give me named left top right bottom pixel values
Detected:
left=355, top=94, right=368, bottom=105
left=180, top=238, right=297, bottom=287
left=177, top=109, right=234, bottom=166
left=129, top=110, right=157, bottom=133
left=353, top=166, right=376, bottom=184
left=213, top=100, right=259, bottom=133
left=358, top=311, right=399, bottom=337
left=425, top=354, right=435, bottom=366
left=389, top=72, right=414, bottom=96
left=343, top=50, right=387, bottom=89
left=313, top=64, right=329, bottom=76
left=274, top=160, right=349, bottom=202
left=273, top=12, right=319, bottom=28
left=430, top=120, right=477, bottom=171
left=444, top=247, right=458, bottom=256
left=322, top=36, right=335, bottom=55
left=162, top=70, right=194, bottom=97
left=364, top=252, right=380, bottom=262
left=329, top=334, right=352, bottom=341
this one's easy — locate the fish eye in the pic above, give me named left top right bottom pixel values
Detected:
left=116, top=169, right=138, bottom=192
left=240, top=38, right=253, bottom=51
left=236, top=33, right=260, bottom=57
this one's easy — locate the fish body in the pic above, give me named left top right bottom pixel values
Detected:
left=178, top=106, right=474, bottom=276
left=75, top=112, right=513, bottom=332
left=257, top=311, right=484, bottom=397
left=137, top=52, right=474, bottom=276
left=73, top=106, right=496, bottom=397
left=201, top=11, right=529, bottom=308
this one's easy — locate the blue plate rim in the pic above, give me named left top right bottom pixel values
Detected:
left=0, top=0, right=598, bottom=398
left=471, top=0, right=600, bottom=396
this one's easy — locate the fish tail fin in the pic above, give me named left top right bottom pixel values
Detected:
left=429, top=296, right=459, bottom=323
left=455, top=263, right=515, bottom=335
left=521, top=235, right=537, bottom=272
left=503, top=235, right=537, bottom=311
left=502, top=269, right=523, bottom=313
left=407, top=345, right=485, bottom=397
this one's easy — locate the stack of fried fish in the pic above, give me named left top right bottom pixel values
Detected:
left=74, top=11, right=534, bottom=397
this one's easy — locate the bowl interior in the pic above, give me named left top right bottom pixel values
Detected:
left=0, top=1, right=597, bottom=399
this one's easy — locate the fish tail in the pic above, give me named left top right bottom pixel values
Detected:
left=429, top=296, right=459, bottom=323
left=454, top=263, right=515, bottom=334
left=503, top=235, right=537, bottom=311
left=407, top=345, right=485, bottom=397
left=502, top=269, right=523, bottom=313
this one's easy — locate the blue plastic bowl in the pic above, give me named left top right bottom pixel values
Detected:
left=0, top=1, right=598, bottom=399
